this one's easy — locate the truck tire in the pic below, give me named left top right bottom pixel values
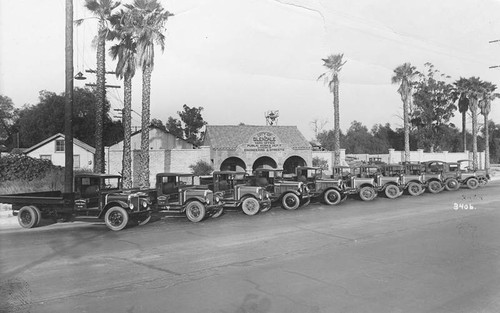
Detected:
left=281, top=193, right=300, bottom=210
left=478, top=176, right=488, bottom=186
left=105, top=206, right=129, bottom=231
left=359, top=186, right=376, bottom=201
left=445, top=178, right=460, bottom=191
left=18, top=206, right=38, bottom=229
left=241, top=197, right=259, bottom=216
left=384, top=185, right=400, bottom=199
left=323, top=189, right=341, bottom=205
left=427, top=181, right=442, bottom=194
left=185, top=201, right=206, bottom=222
left=407, top=182, right=422, bottom=196
left=466, top=178, right=479, bottom=190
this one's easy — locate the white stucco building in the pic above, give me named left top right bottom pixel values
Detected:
left=24, top=133, right=95, bottom=170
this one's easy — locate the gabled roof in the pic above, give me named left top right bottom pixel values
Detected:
left=24, top=133, right=96, bottom=154
left=204, top=125, right=311, bottom=150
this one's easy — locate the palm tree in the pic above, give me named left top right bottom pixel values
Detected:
left=454, top=77, right=491, bottom=170
left=109, top=10, right=137, bottom=188
left=454, top=78, right=470, bottom=152
left=391, top=63, right=418, bottom=163
left=83, top=0, right=120, bottom=173
left=478, top=82, right=498, bottom=171
left=318, top=54, right=346, bottom=166
left=125, top=0, right=173, bottom=188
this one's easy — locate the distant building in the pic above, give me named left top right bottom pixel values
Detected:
left=106, top=126, right=206, bottom=186
left=203, top=125, right=312, bottom=173
left=23, top=133, right=95, bottom=170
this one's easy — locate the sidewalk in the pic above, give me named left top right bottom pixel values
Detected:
left=0, top=204, right=19, bottom=230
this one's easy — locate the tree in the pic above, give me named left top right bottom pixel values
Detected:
left=178, top=105, right=206, bottom=145
left=189, top=160, right=213, bottom=175
left=318, top=54, right=346, bottom=166
left=12, top=88, right=122, bottom=149
left=453, top=77, right=493, bottom=169
left=391, top=63, right=418, bottom=163
left=83, top=0, right=120, bottom=173
left=165, top=117, right=183, bottom=138
left=343, top=121, right=373, bottom=154
left=0, top=95, right=16, bottom=146
left=310, top=118, right=328, bottom=140
left=478, top=84, right=498, bottom=170
left=316, top=129, right=346, bottom=152
left=150, top=118, right=166, bottom=131
left=312, top=157, right=329, bottom=170
left=165, top=105, right=207, bottom=145
left=109, top=8, right=137, bottom=188
left=125, top=0, right=173, bottom=187
left=411, top=63, right=456, bottom=152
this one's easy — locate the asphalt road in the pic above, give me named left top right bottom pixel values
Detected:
left=1, top=182, right=500, bottom=313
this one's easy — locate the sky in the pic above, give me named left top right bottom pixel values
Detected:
left=1, top=0, right=500, bottom=141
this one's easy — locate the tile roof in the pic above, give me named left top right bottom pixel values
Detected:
left=204, top=125, right=311, bottom=150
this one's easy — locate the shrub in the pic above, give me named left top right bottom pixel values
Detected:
left=0, top=154, right=57, bottom=182
left=312, top=157, right=329, bottom=170
left=189, top=160, right=213, bottom=175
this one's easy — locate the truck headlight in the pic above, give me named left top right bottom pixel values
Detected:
left=130, top=203, right=134, bottom=210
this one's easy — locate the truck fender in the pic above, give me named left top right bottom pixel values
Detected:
left=99, top=201, right=130, bottom=219
left=359, top=183, right=375, bottom=189
left=279, top=190, right=301, bottom=200
left=185, top=196, right=207, bottom=205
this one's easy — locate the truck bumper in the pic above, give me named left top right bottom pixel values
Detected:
left=259, top=199, right=272, bottom=210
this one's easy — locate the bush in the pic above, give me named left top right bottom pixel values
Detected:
left=0, top=154, right=57, bottom=182
left=189, top=160, right=213, bottom=175
left=312, top=157, right=329, bottom=170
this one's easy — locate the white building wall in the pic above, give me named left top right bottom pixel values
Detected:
left=27, top=141, right=93, bottom=170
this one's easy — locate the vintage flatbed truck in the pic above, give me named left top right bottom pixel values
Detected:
left=0, top=173, right=152, bottom=231
left=293, top=166, right=346, bottom=205
left=200, top=171, right=271, bottom=216
left=147, top=173, right=224, bottom=222
left=249, top=168, right=310, bottom=210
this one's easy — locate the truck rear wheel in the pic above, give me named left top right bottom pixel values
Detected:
left=281, top=193, right=300, bottom=210
left=323, top=189, right=341, bottom=205
left=18, top=206, right=38, bottom=229
left=105, top=206, right=129, bottom=231
left=136, top=212, right=152, bottom=226
left=211, top=207, right=224, bottom=218
left=185, top=201, right=206, bottom=222
left=241, top=197, right=260, bottom=216
left=384, top=185, right=400, bottom=199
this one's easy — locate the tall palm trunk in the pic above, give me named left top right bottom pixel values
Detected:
left=403, top=95, right=410, bottom=163
left=470, top=99, right=478, bottom=170
left=139, top=65, right=153, bottom=188
left=94, top=19, right=106, bottom=173
left=122, top=76, right=133, bottom=188
left=484, top=114, right=490, bottom=170
left=462, top=111, right=467, bottom=152
left=333, top=76, right=340, bottom=166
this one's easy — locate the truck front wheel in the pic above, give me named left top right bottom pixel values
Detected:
left=428, top=181, right=442, bottom=194
left=323, top=189, right=341, bottom=205
left=466, top=178, right=479, bottom=190
left=18, top=206, right=38, bottom=229
left=185, top=201, right=206, bottom=222
left=385, top=185, right=400, bottom=199
left=359, top=186, right=376, bottom=201
left=445, top=178, right=460, bottom=191
left=241, top=197, right=260, bottom=216
left=281, top=193, right=300, bottom=210
left=105, top=206, right=129, bottom=231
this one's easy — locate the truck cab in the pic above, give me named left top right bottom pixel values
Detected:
left=250, top=168, right=310, bottom=210
left=294, top=166, right=346, bottom=205
left=204, top=171, right=271, bottom=215
left=152, top=173, right=224, bottom=222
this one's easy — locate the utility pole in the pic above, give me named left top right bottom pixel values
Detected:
left=64, top=0, right=74, bottom=195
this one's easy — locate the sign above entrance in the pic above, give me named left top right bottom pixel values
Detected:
left=244, top=131, right=284, bottom=152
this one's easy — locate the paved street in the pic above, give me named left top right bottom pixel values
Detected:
left=1, top=182, right=500, bottom=313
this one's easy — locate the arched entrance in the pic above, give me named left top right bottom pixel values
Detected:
left=252, top=156, right=277, bottom=171
left=283, top=156, right=307, bottom=174
left=220, top=157, right=246, bottom=172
